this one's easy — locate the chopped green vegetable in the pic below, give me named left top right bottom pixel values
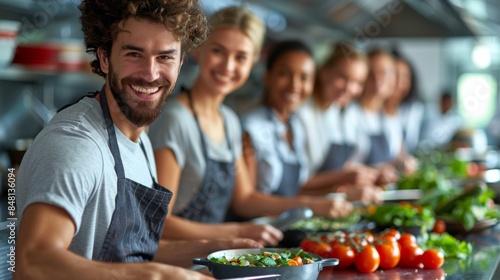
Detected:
left=365, top=203, right=435, bottom=233
left=422, top=232, right=473, bottom=259
left=290, top=214, right=361, bottom=231
left=437, top=184, right=500, bottom=230
left=209, top=250, right=315, bottom=267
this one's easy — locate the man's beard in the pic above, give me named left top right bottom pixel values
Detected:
left=108, top=64, right=174, bottom=127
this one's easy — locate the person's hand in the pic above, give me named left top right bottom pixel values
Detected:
left=376, top=164, right=399, bottom=185
left=400, top=155, right=418, bottom=175
left=142, top=262, right=216, bottom=280
left=237, top=224, right=283, bottom=246
left=162, top=267, right=215, bottom=280
left=308, top=197, right=353, bottom=218
left=211, top=237, right=264, bottom=251
left=344, top=164, right=379, bottom=185
left=344, top=184, right=383, bottom=204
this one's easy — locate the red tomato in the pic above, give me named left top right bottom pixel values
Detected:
left=350, top=236, right=368, bottom=248
left=354, top=245, right=380, bottom=273
left=432, top=219, right=446, bottom=234
left=399, top=245, right=424, bottom=268
left=398, top=233, right=417, bottom=248
left=378, top=234, right=397, bottom=245
left=292, top=256, right=303, bottom=266
left=365, top=232, right=375, bottom=244
left=299, top=238, right=316, bottom=252
left=320, top=235, right=329, bottom=242
left=385, top=229, right=401, bottom=240
left=467, top=162, right=479, bottom=178
left=330, top=244, right=356, bottom=268
left=376, top=243, right=401, bottom=269
left=421, top=249, right=445, bottom=269
left=311, top=242, right=332, bottom=258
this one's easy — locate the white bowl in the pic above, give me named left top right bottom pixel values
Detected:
left=0, top=20, right=21, bottom=33
left=0, top=38, right=17, bottom=68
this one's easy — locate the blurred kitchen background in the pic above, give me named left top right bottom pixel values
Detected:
left=0, top=0, right=499, bottom=189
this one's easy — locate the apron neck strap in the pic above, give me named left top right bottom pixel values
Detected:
left=99, top=87, right=126, bottom=179
left=184, top=87, right=233, bottom=156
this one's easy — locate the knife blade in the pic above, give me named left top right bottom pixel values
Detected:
left=218, top=274, right=281, bottom=280
left=382, top=189, right=423, bottom=201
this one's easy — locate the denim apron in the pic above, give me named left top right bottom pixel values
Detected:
left=175, top=90, right=235, bottom=223
left=96, top=89, right=172, bottom=262
left=268, top=108, right=301, bottom=197
left=318, top=110, right=355, bottom=171
left=318, top=144, right=355, bottom=172
left=365, top=133, right=391, bottom=165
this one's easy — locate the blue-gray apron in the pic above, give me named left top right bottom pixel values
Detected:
left=268, top=108, right=301, bottom=197
left=365, top=133, right=392, bottom=165
left=175, top=89, right=235, bottom=223
left=96, top=89, right=172, bottom=262
left=318, top=109, right=355, bottom=171
left=318, top=143, right=355, bottom=172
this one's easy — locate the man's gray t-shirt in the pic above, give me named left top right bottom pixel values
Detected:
left=148, top=98, right=242, bottom=215
left=17, top=97, right=156, bottom=260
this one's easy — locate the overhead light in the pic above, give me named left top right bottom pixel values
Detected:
left=471, top=43, right=491, bottom=69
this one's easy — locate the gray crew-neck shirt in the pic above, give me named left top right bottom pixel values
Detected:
left=148, top=98, right=242, bottom=216
left=17, top=97, right=156, bottom=260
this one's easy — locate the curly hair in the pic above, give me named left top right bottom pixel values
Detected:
left=79, top=0, right=208, bottom=77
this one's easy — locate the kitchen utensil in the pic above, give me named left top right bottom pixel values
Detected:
left=218, top=274, right=281, bottom=280
left=192, top=248, right=338, bottom=280
left=251, top=207, right=314, bottom=231
left=381, top=189, right=423, bottom=201
left=0, top=20, right=20, bottom=68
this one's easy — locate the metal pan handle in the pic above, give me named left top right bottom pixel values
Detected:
left=318, top=258, right=339, bottom=269
left=191, top=258, right=212, bottom=270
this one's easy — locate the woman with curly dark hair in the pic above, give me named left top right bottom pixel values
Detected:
left=15, top=1, right=258, bottom=279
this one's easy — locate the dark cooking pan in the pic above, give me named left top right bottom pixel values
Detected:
left=192, top=248, right=339, bottom=280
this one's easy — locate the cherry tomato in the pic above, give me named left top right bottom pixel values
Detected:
left=292, top=256, right=303, bottom=266
left=320, top=235, right=329, bottom=242
left=398, top=233, right=417, bottom=248
left=354, top=245, right=380, bottom=273
left=299, top=238, right=316, bottom=252
left=467, top=162, right=479, bottom=178
left=399, top=244, right=424, bottom=268
left=421, top=249, right=445, bottom=269
left=432, top=219, right=446, bottom=234
left=330, top=244, right=356, bottom=268
left=311, top=242, right=332, bottom=258
left=384, top=229, right=401, bottom=240
left=376, top=243, right=401, bottom=269
left=365, top=232, right=375, bottom=244
left=378, top=235, right=397, bottom=245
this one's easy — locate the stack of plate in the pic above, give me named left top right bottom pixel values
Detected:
left=0, top=20, right=21, bottom=68
left=12, top=44, right=61, bottom=71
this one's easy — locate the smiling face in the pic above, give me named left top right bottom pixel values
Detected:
left=195, top=28, right=255, bottom=96
left=365, top=53, right=396, bottom=100
left=264, top=50, right=316, bottom=113
left=394, top=59, right=412, bottom=101
left=98, top=17, right=182, bottom=127
left=320, top=58, right=368, bottom=107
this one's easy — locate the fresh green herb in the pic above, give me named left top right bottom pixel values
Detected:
left=290, top=214, right=361, bottom=231
left=365, top=203, right=435, bottom=232
left=436, top=184, right=500, bottom=231
left=422, top=232, right=473, bottom=259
